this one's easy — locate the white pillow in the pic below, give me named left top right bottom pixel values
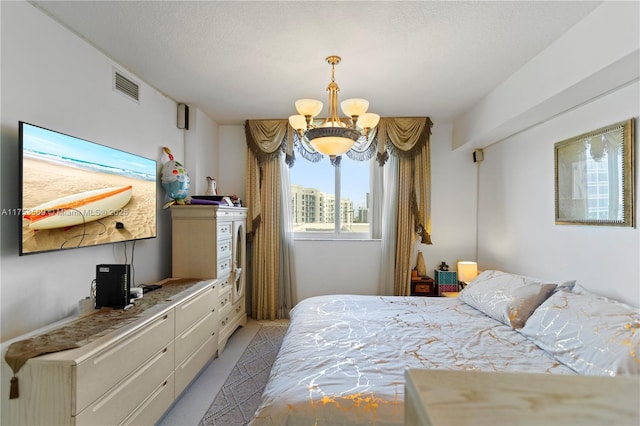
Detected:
left=519, top=290, right=640, bottom=376
left=459, top=270, right=558, bottom=329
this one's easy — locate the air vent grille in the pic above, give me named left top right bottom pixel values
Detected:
left=114, top=70, right=139, bottom=102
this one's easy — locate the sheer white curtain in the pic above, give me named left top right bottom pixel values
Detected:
left=372, top=154, right=398, bottom=295
left=279, top=154, right=297, bottom=318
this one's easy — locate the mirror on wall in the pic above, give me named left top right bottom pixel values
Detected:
left=233, top=222, right=245, bottom=300
left=555, top=118, right=635, bottom=227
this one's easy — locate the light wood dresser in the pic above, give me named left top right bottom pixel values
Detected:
left=170, top=205, right=247, bottom=352
left=1, top=278, right=219, bottom=425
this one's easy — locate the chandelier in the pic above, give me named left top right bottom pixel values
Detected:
left=288, top=55, right=380, bottom=158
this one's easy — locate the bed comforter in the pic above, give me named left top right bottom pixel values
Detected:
left=250, top=295, right=575, bottom=425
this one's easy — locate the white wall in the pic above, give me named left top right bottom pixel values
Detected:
left=0, top=2, right=216, bottom=341
left=294, top=240, right=381, bottom=300
left=478, top=82, right=640, bottom=307
left=419, top=121, right=478, bottom=275
left=184, top=107, right=219, bottom=196
left=219, top=125, right=247, bottom=200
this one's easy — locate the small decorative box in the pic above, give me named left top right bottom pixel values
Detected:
left=434, top=270, right=458, bottom=284
left=438, top=284, right=459, bottom=295
left=434, top=270, right=459, bottom=296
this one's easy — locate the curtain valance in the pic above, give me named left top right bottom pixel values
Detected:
left=245, top=116, right=432, bottom=166
left=376, top=117, right=433, bottom=165
left=245, top=119, right=294, bottom=164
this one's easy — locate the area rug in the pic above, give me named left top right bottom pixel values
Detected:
left=199, top=321, right=289, bottom=426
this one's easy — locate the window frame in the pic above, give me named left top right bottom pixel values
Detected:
left=291, top=156, right=371, bottom=240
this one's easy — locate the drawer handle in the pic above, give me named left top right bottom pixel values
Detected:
left=162, top=380, right=168, bottom=387
left=163, top=314, right=168, bottom=320
left=162, top=347, right=168, bottom=353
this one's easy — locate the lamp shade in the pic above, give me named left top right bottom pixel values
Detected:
left=309, top=136, right=355, bottom=157
left=341, top=98, right=369, bottom=117
left=458, top=261, right=478, bottom=283
left=295, top=99, right=323, bottom=117
left=288, top=114, right=306, bottom=131
left=357, top=113, right=380, bottom=130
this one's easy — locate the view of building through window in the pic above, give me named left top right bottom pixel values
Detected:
left=585, top=147, right=623, bottom=220
left=290, top=155, right=370, bottom=233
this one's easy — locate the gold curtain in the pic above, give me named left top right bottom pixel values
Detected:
left=245, top=119, right=289, bottom=319
left=377, top=117, right=433, bottom=296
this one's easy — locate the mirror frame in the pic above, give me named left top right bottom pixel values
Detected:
left=554, top=118, right=635, bottom=227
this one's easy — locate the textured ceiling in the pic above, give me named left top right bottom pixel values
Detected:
left=32, top=1, right=601, bottom=125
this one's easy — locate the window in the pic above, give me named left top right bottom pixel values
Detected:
left=290, top=155, right=370, bottom=237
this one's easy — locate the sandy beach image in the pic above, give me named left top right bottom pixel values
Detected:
left=22, top=158, right=156, bottom=254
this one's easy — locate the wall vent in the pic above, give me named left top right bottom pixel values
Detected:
left=113, top=69, right=140, bottom=102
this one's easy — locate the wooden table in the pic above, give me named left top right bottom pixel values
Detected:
left=405, top=369, right=639, bottom=426
left=410, top=277, right=437, bottom=296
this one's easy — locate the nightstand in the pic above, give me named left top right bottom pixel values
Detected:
left=410, top=277, right=436, bottom=297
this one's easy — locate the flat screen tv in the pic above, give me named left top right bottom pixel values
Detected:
left=19, top=121, right=157, bottom=255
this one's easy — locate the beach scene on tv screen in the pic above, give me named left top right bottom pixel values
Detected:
left=21, top=124, right=157, bottom=254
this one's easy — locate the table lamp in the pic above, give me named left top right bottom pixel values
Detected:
left=457, top=261, right=478, bottom=288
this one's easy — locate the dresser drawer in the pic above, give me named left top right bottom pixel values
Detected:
left=217, top=222, right=232, bottom=241
left=175, top=334, right=218, bottom=397
left=175, top=284, right=217, bottom=336
left=75, top=311, right=174, bottom=413
left=121, top=373, right=175, bottom=426
left=217, top=239, right=231, bottom=259
left=175, top=310, right=217, bottom=367
left=220, top=296, right=243, bottom=332
left=217, top=256, right=231, bottom=277
left=75, top=341, right=174, bottom=425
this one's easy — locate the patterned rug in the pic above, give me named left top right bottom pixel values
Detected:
left=199, top=322, right=289, bottom=426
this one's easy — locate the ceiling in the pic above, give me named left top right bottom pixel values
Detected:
left=32, top=1, right=601, bottom=125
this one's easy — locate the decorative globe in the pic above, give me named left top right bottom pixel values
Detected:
left=161, top=160, right=190, bottom=200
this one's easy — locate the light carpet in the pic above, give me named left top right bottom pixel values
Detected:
left=199, top=321, right=289, bottom=426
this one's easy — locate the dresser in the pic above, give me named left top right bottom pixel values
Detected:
left=170, top=205, right=247, bottom=351
left=1, top=279, right=219, bottom=426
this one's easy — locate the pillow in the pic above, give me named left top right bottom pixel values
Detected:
left=519, top=290, right=640, bottom=376
left=459, top=270, right=557, bottom=329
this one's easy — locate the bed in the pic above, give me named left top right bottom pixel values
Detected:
left=250, top=270, right=640, bottom=425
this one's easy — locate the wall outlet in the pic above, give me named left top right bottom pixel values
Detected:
left=78, top=297, right=96, bottom=317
